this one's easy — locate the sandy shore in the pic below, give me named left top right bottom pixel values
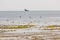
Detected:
left=0, top=29, right=60, bottom=40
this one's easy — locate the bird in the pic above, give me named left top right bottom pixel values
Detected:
left=24, top=9, right=29, bottom=12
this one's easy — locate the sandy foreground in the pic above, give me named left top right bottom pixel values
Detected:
left=0, top=28, right=60, bottom=40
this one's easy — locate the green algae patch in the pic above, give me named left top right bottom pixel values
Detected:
left=43, top=25, right=60, bottom=30
left=46, top=25, right=56, bottom=29
left=0, top=25, right=35, bottom=29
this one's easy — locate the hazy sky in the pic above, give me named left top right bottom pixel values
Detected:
left=0, top=0, right=60, bottom=11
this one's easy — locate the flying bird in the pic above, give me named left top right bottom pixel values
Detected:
left=24, top=9, right=29, bottom=12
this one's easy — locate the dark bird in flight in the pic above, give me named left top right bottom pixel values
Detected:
left=24, top=9, right=29, bottom=11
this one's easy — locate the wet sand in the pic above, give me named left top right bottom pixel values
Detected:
left=0, top=29, right=60, bottom=40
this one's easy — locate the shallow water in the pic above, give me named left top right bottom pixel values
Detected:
left=0, top=11, right=60, bottom=25
left=0, top=11, right=60, bottom=40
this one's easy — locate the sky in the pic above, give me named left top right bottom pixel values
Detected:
left=0, top=0, right=60, bottom=11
